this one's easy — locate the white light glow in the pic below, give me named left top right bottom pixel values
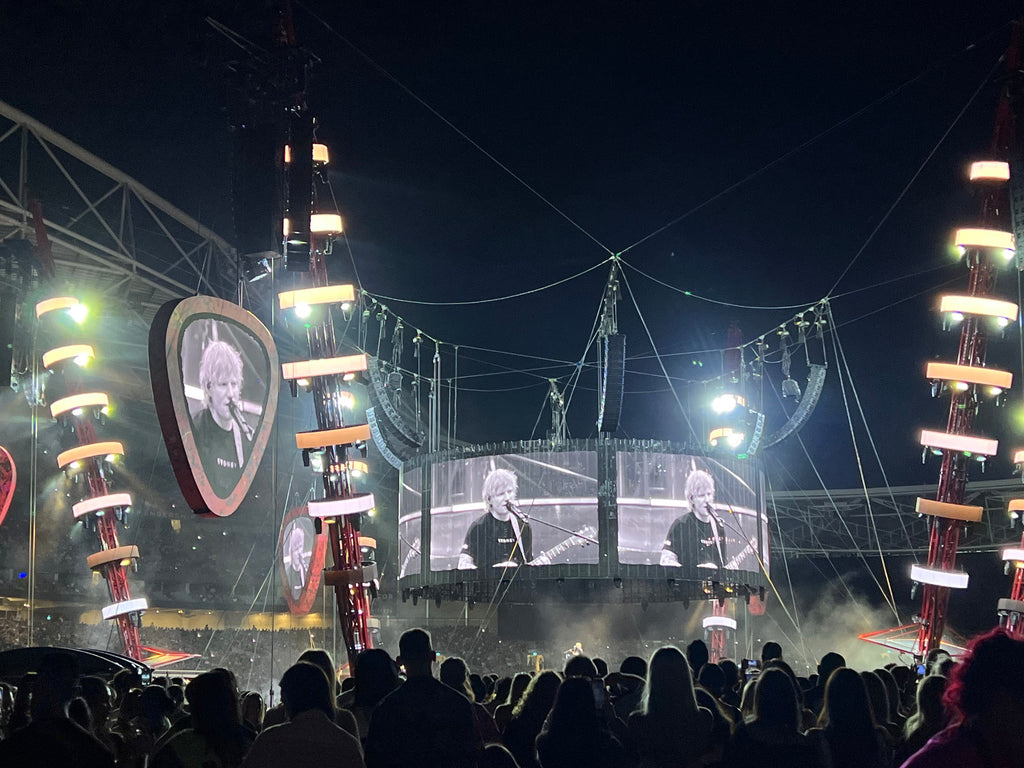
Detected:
left=307, top=493, right=376, bottom=519
left=910, top=564, right=970, bottom=589
left=926, top=362, right=1012, bottom=390
left=42, top=344, right=95, bottom=370
left=295, top=424, right=371, bottom=451
left=101, top=598, right=148, bottom=620
left=50, top=392, right=109, bottom=419
left=919, top=429, right=998, bottom=457
left=57, top=441, right=125, bottom=470
left=954, top=228, right=1014, bottom=253
left=72, top=493, right=133, bottom=520
left=1002, top=548, right=1024, bottom=563
left=969, top=161, right=1010, bottom=182
left=702, top=616, right=738, bottom=630
left=711, top=393, right=745, bottom=414
left=35, top=296, right=81, bottom=319
left=311, top=214, right=343, bottom=234
left=281, top=354, right=368, bottom=381
left=939, top=295, right=1018, bottom=322
left=278, top=284, right=355, bottom=311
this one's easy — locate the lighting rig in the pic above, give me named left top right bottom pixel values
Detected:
left=279, top=136, right=376, bottom=665
left=912, top=158, right=1017, bottom=657
left=37, top=296, right=144, bottom=659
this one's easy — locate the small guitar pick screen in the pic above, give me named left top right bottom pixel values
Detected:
left=427, top=452, right=599, bottom=572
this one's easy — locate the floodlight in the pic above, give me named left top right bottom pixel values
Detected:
left=711, top=393, right=744, bottom=414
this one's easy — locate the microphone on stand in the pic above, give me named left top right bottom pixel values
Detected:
left=228, top=399, right=255, bottom=441
left=506, top=500, right=527, bottom=520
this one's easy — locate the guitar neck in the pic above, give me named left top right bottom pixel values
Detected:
left=540, top=536, right=582, bottom=562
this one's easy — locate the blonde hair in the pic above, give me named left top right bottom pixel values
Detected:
left=199, top=340, right=243, bottom=403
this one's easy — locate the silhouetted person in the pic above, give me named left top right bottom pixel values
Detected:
left=686, top=640, right=709, bottom=680
left=723, top=668, right=827, bottom=768
left=760, top=641, right=782, bottom=665
left=901, top=628, right=1024, bottom=768
left=152, top=670, right=253, bottom=768
left=242, top=661, right=364, bottom=768
left=626, top=646, right=712, bottom=768
left=365, top=628, right=482, bottom=768
left=440, top=657, right=501, bottom=744
left=536, top=677, right=624, bottom=768
left=502, top=671, right=561, bottom=768
left=340, top=648, right=401, bottom=743
left=805, top=651, right=845, bottom=716
left=895, top=675, right=947, bottom=766
left=0, top=652, right=114, bottom=768
left=808, top=667, right=891, bottom=768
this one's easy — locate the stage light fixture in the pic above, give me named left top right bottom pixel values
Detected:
left=711, top=393, right=744, bottom=414
left=278, top=284, right=355, bottom=311
left=57, top=441, right=125, bottom=470
left=919, top=429, right=997, bottom=456
left=939, top=295, right=1017, bottom=324
left=968, top=161, right=1010, bottom=182
left=910, top=564, right=969, bottom=589
left=926, top=362, right=1012, bottom=390
left=702, top=616, right=738, bottom=630
left=242, top=256, right=272, bottom=283
left=953, top=228, right=1014, bottom=257
left=283, top=143, right=330, bottom=165
left=42, top=344, right=95, bottom=370
left=50, top=392, right=109, bottom=419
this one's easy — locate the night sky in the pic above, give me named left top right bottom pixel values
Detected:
left=6, top=2, right=1024, bottom=490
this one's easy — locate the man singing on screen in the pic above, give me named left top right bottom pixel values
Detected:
left=458, top=468, right=551, bottom=569
left=191, top=339, right=253, bottom=496
left=660, top=467, right=726, bottom=570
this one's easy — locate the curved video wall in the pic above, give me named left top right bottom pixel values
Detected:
left=398, top=439, right=769, bottom=598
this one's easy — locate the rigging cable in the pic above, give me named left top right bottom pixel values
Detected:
left=782, top=394, right=900, bottom=619
left=826, top=55, right=1004, bottom=297
left=295, top=0, right=615, bottom=258
left=618, top=264, right=701, bottom=445
left=824, top=306, right=901, bottom=620
left=615, top=35, right=1007, bottom=258
left=826, top=302, right=920, bottom=560
left=368, top=257, right=613, bottom=306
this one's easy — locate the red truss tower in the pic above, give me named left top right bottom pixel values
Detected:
left=913, top=30, right=1023, bottom=657
left=37, top=297, right=144, bottom=659
left=279, top=142, right=376, bottom=667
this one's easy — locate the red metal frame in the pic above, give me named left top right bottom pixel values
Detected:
left=298, top=247, right=374, bottom=665
left=916, top=27, right=1020, bottom=657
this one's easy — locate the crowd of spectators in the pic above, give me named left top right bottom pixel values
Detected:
left=1, top=624, right=1022, bottom=767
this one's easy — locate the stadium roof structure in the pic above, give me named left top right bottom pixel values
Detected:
left=769, top=478, right=1022, bottom=557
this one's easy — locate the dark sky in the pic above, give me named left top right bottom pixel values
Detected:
left=5, top=0, right=1024, bottom=491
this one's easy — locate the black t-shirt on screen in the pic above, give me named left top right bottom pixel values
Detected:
left=461, top=513, right=534, bottom=568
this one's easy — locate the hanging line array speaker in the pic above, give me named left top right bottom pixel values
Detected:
left=597, top=333, right=626, bottom=434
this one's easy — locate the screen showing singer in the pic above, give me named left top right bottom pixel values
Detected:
left=182, top=318, right=265, bottom=498
left=429, top=452, right=599, bottom=572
